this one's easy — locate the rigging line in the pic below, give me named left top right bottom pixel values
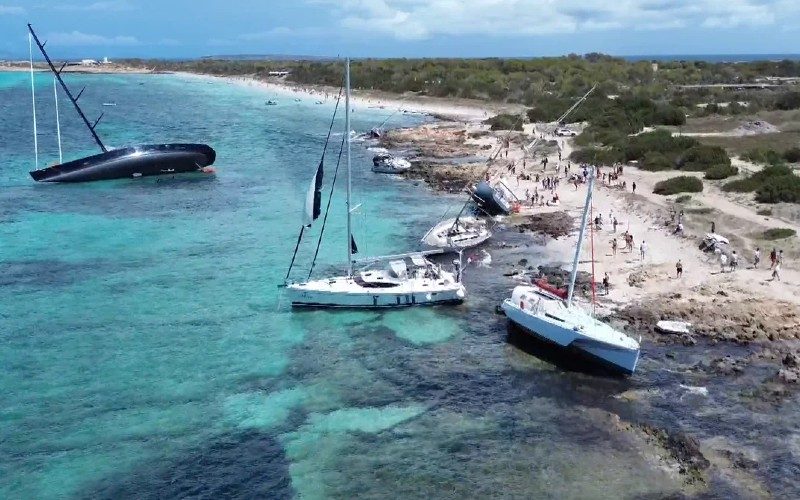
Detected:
left=590, top=195, right=597, bottom=315
left=27, top=24, right=107, bottom=153
left=28, top=33, right=38, bottom=170
left=307, top=131, right=346, bottom=281
left=54, top=77, right=62, bottom=164
left=283, top=79, right=345, bottom=282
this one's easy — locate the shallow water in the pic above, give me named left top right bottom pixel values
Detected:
left=2, top=71, right=798, bottom=499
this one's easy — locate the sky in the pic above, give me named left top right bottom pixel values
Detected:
left=1, top=0, right=799, bottom=60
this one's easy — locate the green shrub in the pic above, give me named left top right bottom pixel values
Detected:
left=722, top=164, right=794, bottom=192
left=569, top=147, right=623, bottom=165
left=757, top=208, right=773, bottom=216
left=742, top=148, right=784, bottom=165
left=687, top=207, right=713, bottom=214
left=762, top=228, right=796, bottom=240
left=675, top=195, right=692, bottom=203
left=784, top=147, right=800, bottom=163
left=622, top=130, right=698, bottom=162
left=775, top=91, right=800, bottom=111
left=755, top=174, right=800, bottom=203
left=485, top=113, right=523, bottom=131
left=641, top=151, right=675, bottom=171
left=653, top=176, right=704, bottom=195
left=679, top=145, right=731, bottom=171
left=704, top=164, right=739, bottom=180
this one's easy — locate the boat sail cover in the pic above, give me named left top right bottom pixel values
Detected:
left=303, top=159, right=324, bottom=227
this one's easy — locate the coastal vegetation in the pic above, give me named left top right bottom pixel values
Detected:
left=485, top=113, right=523, bottom=131
left=704, top=164, right=739, bottom=180
left=124, top=56, right=800, bottom=113
left=742, top=147, right=800, bottom=165
left=653, top=176, right=704, bottom=195
left=762, top=228, right=796, bottom=240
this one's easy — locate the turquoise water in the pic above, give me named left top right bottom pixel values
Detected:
left=4, top=71, right=786, bottom=498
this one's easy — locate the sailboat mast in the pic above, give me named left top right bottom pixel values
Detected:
left=566, top=171, right=594, bottom=306
left=345, top=58, right=354, bottom=277
left=28, top=33, right=39, bottom=170
left=54, top=77, right=63, bottom=164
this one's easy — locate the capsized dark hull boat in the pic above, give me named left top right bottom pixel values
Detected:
left=29, top=144, right=216, bottom=183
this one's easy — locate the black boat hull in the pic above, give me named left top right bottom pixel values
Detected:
left=30, top=144, right=216, bottom=183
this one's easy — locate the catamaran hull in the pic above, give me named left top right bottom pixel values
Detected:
left=30, top=144, right=216, bottom=183
left=288, top=284, right=466, bottom=308
left=502, top=299, right=640, bottom=375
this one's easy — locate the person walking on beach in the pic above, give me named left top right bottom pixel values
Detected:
left=770, top=248, right=777, bottom=269
left=711, top=221, right=716, bottom=234
left=603, top=273, right=610, bottom=295
left=778, top=249, right=784, bottom=266
left=612, top=217, right=618, bottom=233
left=640, top=241, right=647, bottom=261
left=611, top=237, right=618, bottom=256
left=753, top=247, right=761, bottom=268
left=676, top=259, right=683, bottom=278
left=730, top=251, right=738, bottom=271
left=632, top=182, right=637, bottom=194
left=773, top=262, right=782, bottom=281
left=719, top=253, right=728, bottom=273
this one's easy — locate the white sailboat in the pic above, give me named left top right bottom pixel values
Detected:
left=421, top=216, right=491, bottom=252
left=501, top=173, right=641, bottom=374
left=286, top=59, right=466, bottom=308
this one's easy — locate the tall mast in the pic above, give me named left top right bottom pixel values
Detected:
left=28, top=33, right=39, bottom=170
left=27, top=24, right=107, bottom=153
left=345, top=58, right=354, bottom=277
left=566, top=171, right=594, bottom=307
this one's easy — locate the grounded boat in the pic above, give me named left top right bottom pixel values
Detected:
left=372, top=154, right=411, bottom=174
left=501, top=173, right=641, bottom=375
left=284, top=59, right=466, bottom=309
left=421, top=216, right=491, bottom=251
left=266, top=100, right=278, bottom=106
left=25, top=24, right=216, bottom=183
left=470, top=180, right=515, bottom=216
left=30, top=144, right=216, bottom=183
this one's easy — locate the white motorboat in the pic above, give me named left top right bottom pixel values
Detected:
left=422, top=216, right=491, bottom=251
left=501, top=173, right=641, bottom=374
left=285, top=59, right=466, bottom=309
left=372, top=154, right=411, bottom=174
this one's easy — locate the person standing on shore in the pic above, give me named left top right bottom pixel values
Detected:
left=711, top=221, right=716, bottom=234
left=603, top=272, right=610, bottom=295
left=676, top=259, right=683, bottom=278
left=753, top=247, right=761, bottom=268
left=632, top=182, right=637, bottom=194
left=770, top=248, right=777, bottom=269
left=612, top=237, right=618, bottom=256
left=613, top=217, right=618, bottom=233
left=778, top=249, right=784, bottom=266
left=640, top=240, right=647, bottom=261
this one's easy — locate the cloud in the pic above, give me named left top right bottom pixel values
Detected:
left=0, top=5, right=24, bottom=14
left=46, top=31, right=140, bottom=46
left=55, top=1, right=135, bottom=12
left=156, top=38, right=181, bottom=46
left=312, top=0, right=796, bottom=39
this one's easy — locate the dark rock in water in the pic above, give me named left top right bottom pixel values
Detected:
left=718, top=449, right=759, bottom=470
left=782, top=352, right=800, bottom=368
left=513, top=211, right=574, bottom=239
left=639, top=424, right=710, bottom=484
left=701, top=355, right=747, bottom=376
left=517, top=258, right=528, bottom=266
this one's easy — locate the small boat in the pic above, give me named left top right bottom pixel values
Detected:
left=284, top=59, right=466, bottom=309
left=501, top=173, right=641, bottom=375
left=266, top=100, right=278, bottom=106
left=421, top=216, right=491, bottom=251
left=372, top=154, right=411, bottom=174
left=470, top=180, right=514, bottom=216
